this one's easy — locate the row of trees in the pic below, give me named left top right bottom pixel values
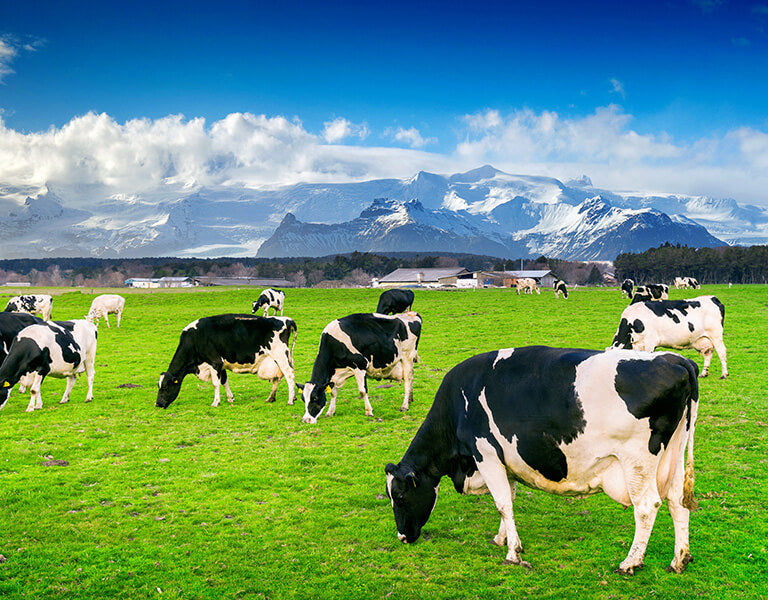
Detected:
left=615, top=243, right=768, bottom=284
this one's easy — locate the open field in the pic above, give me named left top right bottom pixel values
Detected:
left=0, top=284, right=766, bottom=599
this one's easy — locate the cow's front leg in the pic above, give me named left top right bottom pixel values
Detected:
left=104, top=313, right=110, bottom=328
left=210, top=370, right=224, bottom=407
left=271, top=351, right=295, bottom=405
left=400, top=359, right=414, bottom=412
left=116, top=310, right=122, bottom=327
left=326, top=383, right=340, bottom=417
left=59, top=375, right=77, bottom=405
left=354, top=370, right=373, bottom=416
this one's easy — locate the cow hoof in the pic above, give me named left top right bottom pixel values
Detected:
left=85, top=398, right=93, bottom=403
left=25, top=408, right=34, bottom=413
left=265, top=397, right=276, bottom=403
left=502, top=558, right=531, bottom=569
left=719, top=375, right=728, bottom=380
left=490, top=536, right=505, bottom=547
left=399, top=406, right=410, bottom=412
left=614, top=563, right=643, bottom=576
left=59, top=399, right=69, bottom=404
left=287, top=400, right=295, bottom=406
left=698, top=372, right=709, bottom=378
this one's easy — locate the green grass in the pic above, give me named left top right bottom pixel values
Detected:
left=0, top=284, right=766, bottom=599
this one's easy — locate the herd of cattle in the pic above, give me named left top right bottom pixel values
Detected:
left=0, top=280, right=729, bottom=574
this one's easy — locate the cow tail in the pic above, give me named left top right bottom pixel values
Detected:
left=682, top=363, right=699, bottom=511
left=289, top=320, right=298, bottom=368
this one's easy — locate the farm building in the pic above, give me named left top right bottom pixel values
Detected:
left=374, top=267, right=471, bottom=288
left=454, top=270, right=556, bottom=288
left=193, top=277, right=295, bottom=288
left=124, top=276, right=197, bottom=288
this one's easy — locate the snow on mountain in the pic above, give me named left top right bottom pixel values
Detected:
left=0, top=165, right=762, bottom=260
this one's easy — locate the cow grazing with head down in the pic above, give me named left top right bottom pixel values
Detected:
left=0, top=312, right=45, bottom=396
left=553, top=279, right=568, bottom=299
left=610, top=295, right=727, bottom=379
left=87, top=294, right=126, bottom=328
left=515, top=278, right=540, bottom=295
left=0, top=320, right=98, bottom=412
left=252, top=289, right=285, bottom=317
left=156, top=314, right=297, bottom=408
left=4, top=295, right=53, bottom=321
left=299, top=312, right=422, bottom=423
left=376, top=289, right=415, bottom=315
left=621, top=278, right=634, bottom=299
left=630, top=284, right=669, bottom=304
left=685, top=277, right=700, bottom=289
left=385, top=346, right=699, bottom=574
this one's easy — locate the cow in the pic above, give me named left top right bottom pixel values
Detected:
left=685, top=277, right=700, bottom=289
left=156, top=314, right=297, bottom=408
left=87, top=294, right=126, bottom=328
left=0, top=312, right=45, bottom=395
left=4, top=294, right=53, bottom=321
left=621, top=278, right=634, bottom=299
left=515, top=278, right=540, bottom=295
left=376, top=289, right=415, bottom=315
left=385, top=346, right=698, bottom=574
left=673, top=277, right=687, bottom=289
left=630, top=284, right=669, bottom=304
left=298, top=312, right=422, bottom=423
left=553, top=279, right=568, bottom=299
left=252, top=289, right=285, bottom=317
left=609, top=295, right=727, bottom=379
left=0, top=320, right=98, bottom=412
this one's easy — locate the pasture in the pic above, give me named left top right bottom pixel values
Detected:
left=0, top=284, right=766, bottom=599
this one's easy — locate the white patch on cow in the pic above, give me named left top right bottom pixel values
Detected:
left=386, top=473, right=395, bottom=508
left=492, top=348, right=515, bottom=368
left=183, top=319, right=200, bottom=332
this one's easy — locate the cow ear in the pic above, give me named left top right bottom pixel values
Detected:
left=405, top=472, right=417, bottom=488
left=295, top=382, right=305, bottom=391
left=384, top=462, right=397, bottom=475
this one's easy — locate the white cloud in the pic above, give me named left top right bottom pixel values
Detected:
left=321, top=117, right=369, bottom=143
left=0, top=39, right=18, bottom=83
left=386, top=126, right=436, bottom=148
left=609, top=78, right=625, bottom=98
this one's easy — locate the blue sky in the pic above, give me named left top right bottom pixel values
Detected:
left=1, top=0, right=768, bottom=202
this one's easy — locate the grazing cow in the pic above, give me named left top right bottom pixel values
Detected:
left=252, top=289, right=285, bottom=317
left=376, top=289, right=415, bottom=315
left=385, top=346, right=699, bottom=574
left=4, top=295, right=53, bottom=321
left=299, top=312, right=422, bottom=423
left=0, top=320, right=98, bottom=412
left=87, top=294, right=126, bottom=328
left=553, top=279, right=568, bottom=299
left=0, top=312, right=44, bottom=364
left=630, top=284, right=669, bottom=304
left=156, top=314, right=297, bottom=408
left=685, top=277, right=700, bottom=289
left=610, top=295, right=727, bottom=379
left=621, top=278, right=634, bottom=299
left=515, top=278, right=540, bottom=295
left=673, top=277, right=687, bottom=289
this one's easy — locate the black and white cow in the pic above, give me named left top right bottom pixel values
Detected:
left=0, top=312, right=44, bottom=365
left=685, top=277, right=700, bottom=289
left=252, top=289, right=285, bottom=317
left=0, top=320, right=98, bottom=412
left=621, top=278, right=634, bottom=299
left=299, top=312, right=422, bottom=423
left=610, top=295, right=727, bottom=378
left=376, top=289, right=415, bottom=315
left=630, top=283, right=669, bottom=304
left=553, top=279, right=568, bottom=299
left=156, top=314, right=297, bottom=408
left=385, top=346, right=698, bottom=574
left=4, top=294, right=53, bottom=321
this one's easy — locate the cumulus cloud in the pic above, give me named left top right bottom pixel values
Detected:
left=321, top=117, right=369, bottom=143
left=386, top=126, right=436, bottom=148
left=0, top=39, right=18, bottom=83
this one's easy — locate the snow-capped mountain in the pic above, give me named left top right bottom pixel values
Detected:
left=0, top=165, right=763, bottom=260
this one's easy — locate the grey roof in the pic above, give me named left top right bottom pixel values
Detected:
left=498, top=270, right=553, bottom=278
left=378, top=267, right=469, bottom=283
left=194, top=277, right=295, bottom=287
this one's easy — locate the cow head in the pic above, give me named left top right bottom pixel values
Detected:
left=385, top=462, right=439, bottom=544
left=299, top=381, right=332, bottom=424
left=251, top=298, right=266, bottom=314
left=156, top=372, right=183, bottom=408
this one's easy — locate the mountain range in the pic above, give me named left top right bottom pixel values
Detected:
left=1, top=165, right=766, bottom=260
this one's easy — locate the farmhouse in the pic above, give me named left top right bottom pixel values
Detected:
left=374, top=267, right=471, bottom=288
left=124, top=276, right=197, bottom=288
left=468, top=270, right=555, bottom=288
left=193, top=277, right=295, bottom=288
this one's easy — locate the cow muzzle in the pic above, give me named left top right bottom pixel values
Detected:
left=397, top=532, right=408, bottom=543
left=302, top=414, right=317, bottom=424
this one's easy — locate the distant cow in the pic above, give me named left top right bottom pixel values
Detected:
left=621, top=278, right=634, bottom=298
left=685, top=277, right=700, bottom=289
left=610, top=295, right=727, bottom=378
left=252, top=289, right=285, bottom=317
left=0, top=320, right=98, bottom=412
left=553, top=279, right=568, bottom=299
left=87, top=294, right=126, bottom=328
left=299, top=312, right=422, bottom=423
left=156, top=314, right=297, bottom=408
left=4, top=295, right=53, bottom=321
left=376, top=289, right=415, bottom=315
left=630, top=284, right=669, bottom=304
left=515, top=278, right=540, bottom=295
left=385, top=346, right=698, bottom=574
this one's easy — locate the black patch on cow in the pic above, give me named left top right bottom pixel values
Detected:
left=633, top=319, right=644, bottom=333
left=50, top=323, right=82, bottom=369
left=454, top=347, right=591, bottom=482
left=642, top=299, right=700, bottom=321
left=712, top=296, right=725, bottom=324
left=334, top=314, right=409, bottom=370
left=612, top=318, right=633, bottom=349
left=614, top=355, right=693, bottom=455
left=688, top=322, right=694, bottom=332
left=0, top=313, right=44, bottom=362
left=376, top=289, right=415, bottom=315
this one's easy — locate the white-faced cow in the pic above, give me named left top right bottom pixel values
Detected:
left=252, top=289, right=285, bottom=317
left=621, top=278, right=634, bottom=299
left=299, top=312, right=422, bottom=423
left=376, top=289, right=415, bottom=315
left=0, top=320, right=98, bottom=412
left=610, top=295, right=727, bottom=379
left=4, top=294, right=53, bottom=321
left=515, top=278, right=540, bottom=295
left=630, top=284, right=669, bottom=304
left=553, top=279, right=568, bottom=299
left=385, top=346, right=698, bottom=574
left=87, top=294, right=126, bottom=328
left=156, top=314, right=297, bottom=408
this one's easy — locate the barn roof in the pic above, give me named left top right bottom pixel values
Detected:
left=378, top=267, right=470, bottom=283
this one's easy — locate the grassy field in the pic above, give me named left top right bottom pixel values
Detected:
left=0, top=284, right=766, bottom=599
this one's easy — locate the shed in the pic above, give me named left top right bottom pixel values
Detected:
left=375, top=267, right=471, bottom=288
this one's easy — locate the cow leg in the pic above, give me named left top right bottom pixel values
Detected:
left=84, top=357, right=95, bottom=403
left=263, top=306, right=269, bottom=317
left=116, top=310, right=122, bottom=327
left=473, top=439, right=526, bottom=566
left=354, top=370, right=373, bottom=416
left=59, top=376, right=77, bottom=405
left=326, top=383, right=340, bottom=417
left=400, top=359, right=414, bottom=412
left=713, top=338, right=728, bottom=379
left=270, top=351, right=296, bottom=405
left=692, top=337, right=714, bottom=378
left=617, top=461, right=663, bottom=575
left=25, top=387, right=37, bottom=412
left=104, top=313, right=110, bottom=328
left=210, top=370, right=224, bottom=407
left=665, top=466, right=693, bottom=573
left=265, top=379, right=279, bottom=403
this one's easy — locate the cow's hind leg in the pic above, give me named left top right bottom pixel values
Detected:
left=116, top=310, right=122, bottom=327
left=265, top=379, right=279, bottom=403
left=713, top=337, right=728, bottom=379
left=400, top=359, right=414, bottom=412
left=210, top=370, right=224, bottom=407
left=104, top=313, right=110, bottom=328
left=59, top=375, right=77, bottom=405
left=84, top=356, right=95, bottom=402
left=224, top=379, right=235, bottom=404
left=693, top=337, right=714, bottom=378
left=617, top=459, right=663, bottom=575
left=354, top=370, right=373, bottom=416
left=474, top=439, right=527, bottom=567
left=666, top=468, right=693, bottom=573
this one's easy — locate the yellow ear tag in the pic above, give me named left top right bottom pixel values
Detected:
left=2, top=381, right=9, bottom=387
left=173, top=379, right=179, bottom=384
left=323, top=386, right=329, bottom=393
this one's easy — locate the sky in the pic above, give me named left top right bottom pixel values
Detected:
left=1, top=0, right=768, bottom=204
